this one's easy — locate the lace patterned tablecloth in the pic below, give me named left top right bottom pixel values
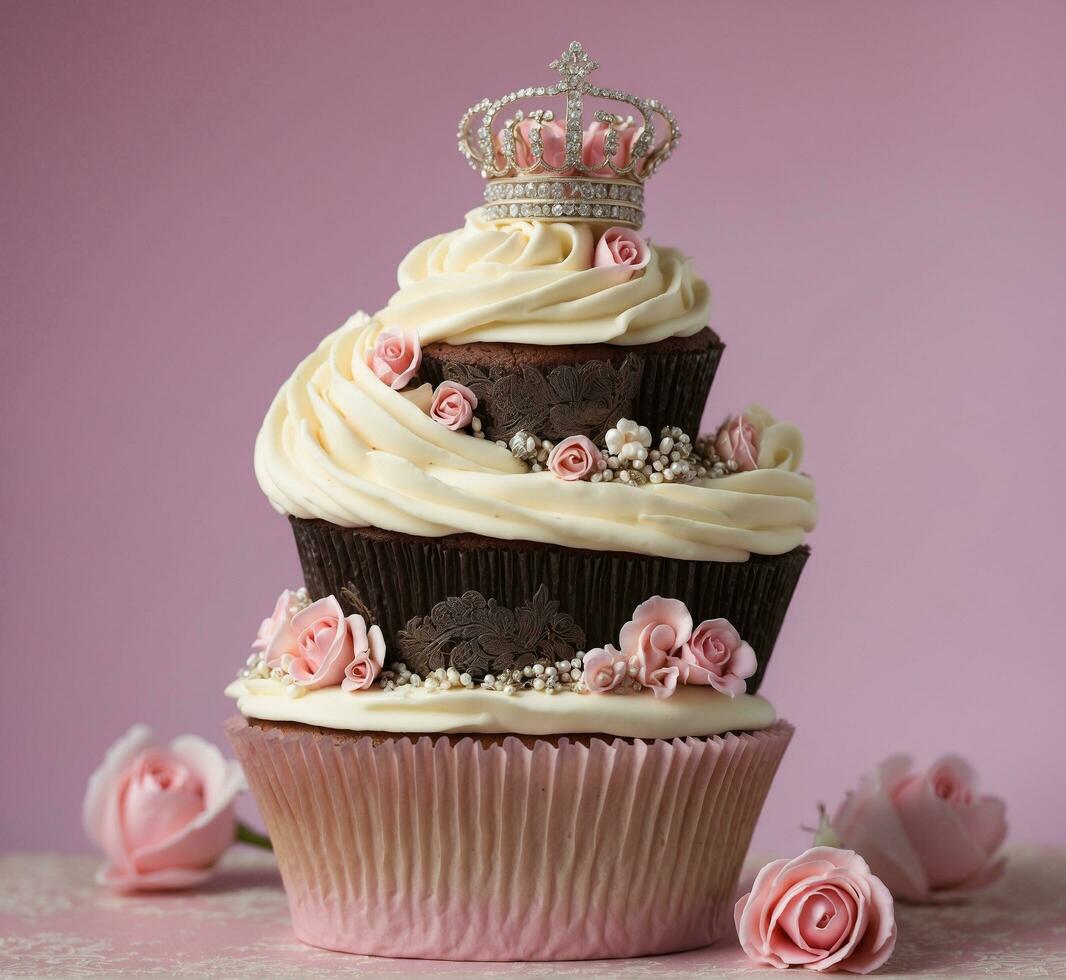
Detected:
left=1, top=846, right=1064, bottom=977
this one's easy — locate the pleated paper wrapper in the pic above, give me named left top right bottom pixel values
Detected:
left=227, top=716, right=793, bottom=961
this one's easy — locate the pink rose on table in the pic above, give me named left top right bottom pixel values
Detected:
left=547, top=435, right=606, bottom=481
left=674, top=618, right=757, bottom=697
left=83, top=725, right=244, bottom=893
left=429, top=380, right=477, bottom=430
left=341, top=616, right=387, bottom=692
left=714, top=413, right=760, bottom=472
left=266, top=595, right=364, bottom=691
left=735, top=847, right=897, bottom=974
left=582, top=645, right=625, bottom=694
left=369, top=329, right=421, bottom=390
left=252, top=588, right=293, bottom=653
left=832, top=755, right=1008, bottom=903
left=593, top=227, right=650, bottom=276
left=504, top=118, right=567, bottom=169
left=582, top=119, right=641, bottom=175
left=618, top=595, right=692, bottom=699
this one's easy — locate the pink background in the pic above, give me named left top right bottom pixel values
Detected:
left=3, top=1, right=1064, bottom=853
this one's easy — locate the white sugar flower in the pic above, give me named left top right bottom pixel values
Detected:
left=605, top=419, right=653, bottom=461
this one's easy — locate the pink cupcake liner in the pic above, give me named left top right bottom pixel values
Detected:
left=227, top=716, right=793, bottom=961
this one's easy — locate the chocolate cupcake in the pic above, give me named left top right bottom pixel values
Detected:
left=291, top=518, right=809, bottom=695
left=419, top=327, right=724, bottom=445
left=236, top=41, right=820, bottom=962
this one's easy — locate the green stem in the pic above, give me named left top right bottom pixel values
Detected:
left=235, top=821, right=273, bottom=851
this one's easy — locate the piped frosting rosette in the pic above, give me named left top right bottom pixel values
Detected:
left=379, top=210, right=710, bottom=345
left=255, top=314, right=817, bottom=562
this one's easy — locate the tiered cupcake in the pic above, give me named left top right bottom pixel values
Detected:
left=227, top=41, right=817, bottom=961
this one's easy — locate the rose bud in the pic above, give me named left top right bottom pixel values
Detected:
left=368, top=329, right=421, bottom=390
left=83, top=725, right=244, bottom=893
left=714, top=413, right=760, bottom=472
left=593, top=227, right=650, bottom=280
left=547, top=435, right=606, bottom=481
left=429, top=380, right=478, bottom=430
left=735, top=847, right=897, bottom=973
left=266, top=595, right=370, bottom=692
left=832, top=754, right=1008, bottom=903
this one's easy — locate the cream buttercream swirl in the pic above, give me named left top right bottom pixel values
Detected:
left=254, top=314, right=817, bottom=561
left=225, top=678, right=776, bottom=739
left=376, top=211, right=710, bottom=346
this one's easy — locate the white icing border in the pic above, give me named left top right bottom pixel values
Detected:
left=226, top=678, right=776, bottom=739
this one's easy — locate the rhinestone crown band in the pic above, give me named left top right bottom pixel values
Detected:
left=458, top=41, right=680, bottom=230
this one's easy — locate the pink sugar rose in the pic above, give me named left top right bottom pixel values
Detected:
left=618, top=596, right=693, bottom=700
left=582, top=645, right=625, bottom=694
left=369, top=329, right=421, bottom=390
left=593, top=227, right=650, bottom=276
left=429, top=380, right=477, bottom=430
left=832, top=755, right=1007, bottom=903
left=252, top=588, right=292, bottom=654
left=582, top=119, right=641, bottom=175
left=504, top=118, right=568, bottom=170
left=547, top=434, right=606, bottom=481
left=735, top=846, right=897, bottom=974
left=673, top=618, right=758, bottom=698
left=715, top=413, right=760, bottom=472
left=266, top=595, right=364, bottom=691
left=83, top=725, right=244, bottom=893
left=341, top=616, right=387, bottom=692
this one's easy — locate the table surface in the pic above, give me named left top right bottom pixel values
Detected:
left=1, top=846, right=1064, bottom=978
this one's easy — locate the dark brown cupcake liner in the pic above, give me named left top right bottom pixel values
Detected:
left=291, top=518, right=809, bottom=693
left=420, top=327, right=724, bottom=444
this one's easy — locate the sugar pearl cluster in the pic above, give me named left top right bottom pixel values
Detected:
left=379, top=663, right=476, bottom=692
left=602, top=421, right=706, bottom=486
left=692, top=434, right=741, bottom=479
left=373, top=652, right=655, bottom=696
left=479, top=657, right=586, bottom=695
left=503, top=423, right=603, bottom=478
left=377, top=658, right=588, bottom=695
left=505, top=417, right=735, bottom=487
left=504, top=430, right=557, bottom=471
left=285, top=587, right=312, bottom=616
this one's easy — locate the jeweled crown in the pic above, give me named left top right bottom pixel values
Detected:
left=458, top=41, right=680, bottom=230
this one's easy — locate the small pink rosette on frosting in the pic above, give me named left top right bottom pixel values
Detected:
left=252, top=588, right=292, bottom=653
left=429, top=380, right=477, bottom=430
left=735, top=846, right=897, bottom=973
left=832, top=755, right=1008, bottom=903
left=675, top=618, right=757, bottom=697
left=593, top=227, right=650, bottom=278
left=369, top=329, right=421, bottom=390
left=547, top=435, right=606, bottom=481
left=83, top=725, right=244, bottom=893
left=341, top=617, right=387, bottom=692
left=618, top=596, right=692, bottom=700
left=715, top=413, right=760, bottom=472
left=582, top=645, right=625, bottom=694
left=266, top=595, right=363, bottom=691
left=582, top=120, right=641, bottom=175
